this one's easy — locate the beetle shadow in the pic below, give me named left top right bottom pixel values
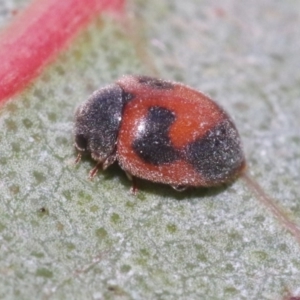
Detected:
left=103, top=163, right=229, bottom=201
left=134, top=177, right=229, bottom=201
left=75, top=153, right=230, bottom=201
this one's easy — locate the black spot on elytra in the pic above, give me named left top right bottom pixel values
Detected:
left=121, top=89, right=135, bottom=103
left=137, top=76, right=174, bottom=90
left=184, top=120, right=244, bottom=183
left=132, top=106, right=179, bottom=165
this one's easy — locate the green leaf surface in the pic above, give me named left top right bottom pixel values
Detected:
left=0, top=0, right=300, bottom=299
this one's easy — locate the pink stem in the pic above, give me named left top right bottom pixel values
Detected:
left=0, top=0, right=124, bottom=102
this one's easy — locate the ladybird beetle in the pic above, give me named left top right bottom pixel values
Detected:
left=74, top=75, right=245, bottom=190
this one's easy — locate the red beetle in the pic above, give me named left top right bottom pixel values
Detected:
left=74, top=75, right=245, bottom=190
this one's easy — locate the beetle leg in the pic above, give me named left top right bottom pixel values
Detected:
left=171, top=185, right=187, bottom=192
left=125, top=171, right=132, bottom=181
left=130, top=176, right=138, bottom=195
left=89, top=162, right=102, bottom=179
left=102, top=154, right=116, bottom=170
left=75, top=152, right=82, bottom=164
left=125, top=171, right=138, bottom=195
